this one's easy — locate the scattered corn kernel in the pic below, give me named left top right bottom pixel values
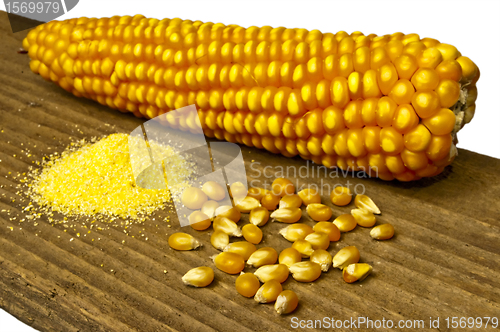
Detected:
left=306, top=204, right=333, bottom=221
left=354, top=194, right=381, bottom=214
left=168, top=232, right=201, bottom=251
left=272, top=178, right=295, bottom=197
left=289, top=261, right=322, bottom=282
left=201, top=181, right=226, bottom=201
left=215, top=205, right=241, bottom=222
left=297, top=188, right=321, bottom=206
left=330, top=186, right=353, bottom=206
left=242, top=224, right=263, bottom=244
left=292, top=240, right=314, bottom=258
left=279, top=194, right=303, bottom=209
left=235, top=196, right=261, bottom=213
left=201, top=200, right=219, bottom=219
left=278, top=247, right=302, bottom=268
left=249, top=206, right=269, bottom=226
left=213, top=216, right=242, bottom=237
left=279, top=223, right=314, bottom=242
left=182, top=266, right=214, bottom=287
left=229, top=181, right=247, bottom=202
left=210, top=230, right=229, bottom=250
left=224, top=241, right=257, bottom=260
left=310, top=249, right=333, bottom=272
left=247, top=187, right=271, bottom=201
left=254, top=280, right=283, bottom=303
left=261, top=193, right=280, bottom=210
left=254, top=264, right=289, bottom=283
left=333, top=214, right=357, bottom=232
left=370, top=224, right=395, bottom=240
left=235, top=273, right=261, bottom=297
left=213, top=252, right=245, bottom=274
left=181, top=187, right=208, bottom=210
left=188, top=211, right=211, bottom=231
left=275, top=290, right=299, bottom=315
left=247, top=247, right=278, bottom=267
left=342, top=263, right=373, bottom=283
left=332, top=246, right=360, bottom=270
left=270, top=208, right=302, bottom=223
left=351, top=208, right=376, bottom=227
left=304, top=232, right=330, bottom=250
left=313, top=222, right=341, bottom=242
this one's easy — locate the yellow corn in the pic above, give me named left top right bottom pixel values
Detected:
left=242, top=224, right=263, bottom=244
left=289, top=261, right=322, bottom=282
left=304, top=232, right=330, bottom=250
left=333, top=214, right=357, bottom=232
left=278, top=247, right=302, bottom=268
left=214, top=205, right=241, bottom=223
left=330, top=186, right=353, bottom=206
left=279, top=223, right=313, bottom=242
left=235, top=196, right=261, bottom=213
left=272, top=178, right=295, bottom=197
left=254, top=264, right=289, bottom=283
left=342, top=263, right=373, bottom=283
left=201, top=200, right=219, bottom=219
left=279, top=194, right=303, bottom=209
left=213, top=216, right=242, bottom=237
left=261, top=193, right=281, bottom=210
left=235, top=273, right=261, bottom=297
left=313, top=221, right=341, bottom=242
left=332, top=246, right=360, bottom=270
left=168, top=232, right=201, bottom=251
left=181, top=187, right=207, bottom=210
left=229, top=182, right=247, bottom=202
left=292, top=239, right=314, bottom=258
left=306, top=203, right=333, bottom=221
left=275, top=290, right=299, bottom=315
left=297, top=188, right=321, bottom=206
left=213, top=252, right=245, bottom=274
left=270, top=208, right=302, bottom=223
left=182, top=266, right=214, bottom=287
left=201, top=181, right=226, bottom=201
left=247, top=247, right=278, bottom=267
left=223, top=241, right=257, bottom=260
left=247, top=187, right=271, bottom=201
left=354, top=194, right=381, bottom=214
left=370, top=223, right=395, bottom=240
left=249, top=206, right=269, bottom=226
left=351, top=208, right=376, bottom=227
left=254, top=280, right=283, bottom=303
left=210, top=230, right=229, bottom=250
left=310, top=249, right=333, bottom=272
left=25, top=17, right=478, bottom=181
left=188, top=210, right=211, bottom=231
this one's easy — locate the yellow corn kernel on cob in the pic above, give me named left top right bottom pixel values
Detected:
left=23, top=15, right=479, bottom=181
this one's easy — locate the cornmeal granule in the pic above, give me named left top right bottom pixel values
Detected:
left=28, top=133, right=193, bottom=220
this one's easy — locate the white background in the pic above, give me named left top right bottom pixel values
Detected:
left=1, top=0, right=499, bottom=331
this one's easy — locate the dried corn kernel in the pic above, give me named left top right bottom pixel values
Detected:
left=249, top=206, right=269, bottom=226
left=224, top=241, right=257, bottom=260
left=213, top=252, right=245, bottom=274
left=333, top=214, right=357, bottom=232
left=215, top=205, right=241, bottom=222
left=229, top=181, right=247, bottom=202
left=254, top=280, right=283, bottom=303
left=210, top=230, right=229, bottom=250
left=279, top=194, right=303, bottom=209
left=247, top=247, right=278, bottom=267
left=254, top=264, right=289, bottom=283
left=201, top=200, right=219, bottom=219
left=370, top=223, right=395, bottom=240
left=168, top=232, right=201, bottom=251
left=272, top=178, right=295, bottom=197
left=306, top=203, right=333, bottom=221
left=270, top=208, right=302, bottom=223
left=275, top=290, right=299, bottom=315
left=181, top=187, right=208, bottom=210
left=261, top=193, right=280, bottom=210
left=202, top=181, right=226, bottom=201
left=279, top=223, right=314, bottom=242
left=247, top=187, right=271, bottom=201
left=235, top=273, right=261, bottom=297
left=304, top=232, right=330, bottom=250
left=278, top=247, right=302, bottom=268
left=354, top=194, right=381, bottom=214
left=342, top=263, right=373, bottom=283
left=289, top=261, right=322, bottom=282
left=310, top=249, right=333, bottom=272
left=292, top=240, right=314, bottom=258
left=332, top=246, right=360, bottom=270
left=313, top=222, right=341, bottom=242
left=351, top=208, right=376, bottom=227
left=182, top=266, right=214, bottom=287
left=213, top=216, right=242, bottom=237
left=235, top=196, right=261, bottom=213
left=189, top=211, right=211, bottom=231
left=242, top=224, right=263, bottom=244
left=297, top=188, right=321, bottom=206
left=330, top=186, right=353, bottom=206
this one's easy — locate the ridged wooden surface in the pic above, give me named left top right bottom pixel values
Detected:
left=1, top=12, right=499, bottom=332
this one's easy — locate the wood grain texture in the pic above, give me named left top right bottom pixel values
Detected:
left=0, top=11, right=499, bottom=332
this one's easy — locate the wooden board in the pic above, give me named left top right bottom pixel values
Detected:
left=1, top=12, right=499, bottom=332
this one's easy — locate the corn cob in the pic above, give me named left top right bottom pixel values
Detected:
left=23, top=15, right=479, bottom=181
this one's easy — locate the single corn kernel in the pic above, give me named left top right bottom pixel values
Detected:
left=213, top=216, right=242, bottom=237
left=201, top=200, right=219, bottom=219
left=330, top=186, right=353, bottom=206
left=370, top=224, right=395, bottom=240
left=254, top=264, right=289, bottom=283
left=278, top=247, right=302, bottom=268
left=247, top=187, right=271, bottom=201
left=292, top=239, right=314, bottom=258
left=229, top=181, right=248, bottom=202
left=224, top=241, right=257, bottom=260
left=306, top=203, right=333, bottom=221
left=235, top=273, right=261, bottom=297
left=275, top=290, right=299, bottom=315
left=297, top=188, right=321, bottom=206
left=202, top=181, right=226, bottom=201
left=310, top=249, right=333, bottom=272
left=168, top=232, right=201, bottom=251
left=332, top=246, right=360, bottom=270
left=304, top=232, right=330, bottom=250
left=289, top=261, right=322, bottom=282
left=182, top=266, right=214, bottom=287
left=247, top=247, right=278, bottom=267
left=210, top=230, right=229, bottom=250
left=313, top=222, right=341, bottom=242
left=249, top=206, right=269, bottom=226
left=213, top=252, right=245, bottom=274
left=242, top=224, right=263, bottom=244
left=235, top=196, right=261, bottom=213
left=279, top=194, right=303, bottom=209
left=354, top=194, right=381, bottom=214
left=254, top=280, right=283, bottom=303
left=215, top=205, right=241, bottom=222
left=351, top=208, right=376, bottom=227
left=342, top=263, right=373, bottom=283
left=261, top=192, right=281, bottom=210
left=333, top=214, right=357, bottom=232
left=181, top=187, right=208, bottom=210
left=270, top=208, right=302, bottom=223
left=189, top=211, right=211, bottom=231
left=272, top=178, right=295, bottom=197
left=279, top=223, right=314, bottom=242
